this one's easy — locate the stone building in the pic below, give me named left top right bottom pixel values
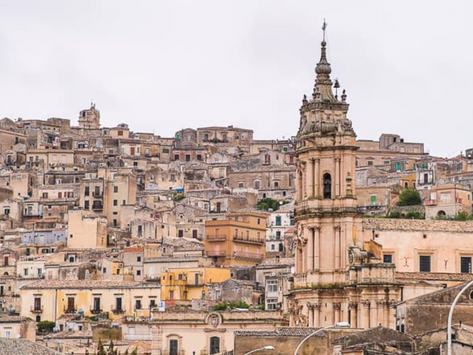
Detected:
left=204, top=212, right=267, bottom=266
left=121, top=310, right=287, bottom=355
left=78, top=103, right=100, bottom=130
left=424, top=183, right=472, bottom=219
left=289, top=29, right=401, bottom=329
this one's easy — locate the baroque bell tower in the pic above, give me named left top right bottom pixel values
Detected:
left=289, top=23, right=400, bottom=329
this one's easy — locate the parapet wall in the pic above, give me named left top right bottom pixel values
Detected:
left=363, top=218, right=473, bottom=233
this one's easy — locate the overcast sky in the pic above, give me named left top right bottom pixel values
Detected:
left=0, top=1, right=471, bottom=157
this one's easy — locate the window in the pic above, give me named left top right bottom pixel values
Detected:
left=368, top=161, right=373, bottom=166
left=266, top=298, right=278, bottom=310
left=170, top=339, right=178, bottom=355
left=174, top=154, right=179, bottom=161
left=115, top=297, right=123, bottom=311
left=136, top=270, right=141, bottom=276
left=114, top=186, right=118, bottom=193
left=423, top=173, right=428, bottom=184
left=34, top=297, right=41, bottom=311
left=210, top=337, right=220, bottom=355
left=93, top=297, right=101, bottom=311
left=323, top=173, right=332, bottom=199
left=254, top=180, right=260, bottom=189
left=23, top=268, right=28, bottom=276
left=461, top=257, right=472, bottom=274
left=370, top=195, right=377, bottom=205
left=419, top=255, right=431, bottom=272
left=150, top=299, right=156, bottom=308
left=135, top=299, right=142, bottom=310
left=67, top=297, right=75, bottom=312
left=118, top=130, right=123, bottom=136
left=266, top=280, right=278, bottom=293
left=137, top=256, right=142, bottom=262
left=396, top=162, right=401, bottom=171
left=113, top=200, right=118, bottom=206
left=178, top=230, right=184, bottom=238
left=274, top=181, right=279, bottom=188
left=197, top=154, right=202, bottom=161
left=275, top=216, right=282, bottom=226
left=185, top=154, right=191, bottom=162
left=84, top=201, right=89, bottom=209
left=383, top=254, right=393, bottom=263
left=42, top=192, right=48, bottom=199
left=238, top=182, right=244, bottom=188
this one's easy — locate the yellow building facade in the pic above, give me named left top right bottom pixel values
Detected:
left=204, top=212, right=267, bottom=266
left=20, top=280, right=161, bottom=322
left=160, top=267, right=231, bottom=302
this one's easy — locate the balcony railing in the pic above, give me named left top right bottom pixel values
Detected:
left=92, top=191, right=103, bottom=197
left=30, top=306, right=43, bottom=314
left=206, top=251, right=227, bottom=257
left=112, top=308, right=125, bottom=315
left=63, top=307, right=77, bottom=314
left=233, top=235, right=264, bottom=245
left=206, top=235, right=227, bottom=242
left=233, top=251, right=263, bottom=261
left=92, top=203, right=103, bottom=211
left=90, top=308, right=102, bottom=314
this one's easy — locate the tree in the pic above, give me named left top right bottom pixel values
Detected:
left=257, top=198, right=287, bottom=211
left=37, top=320, right=56, bottom=334
left=398, top=188, right=421, bottom=206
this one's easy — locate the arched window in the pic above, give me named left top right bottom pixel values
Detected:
left=323, top=173, right=332, bottom=199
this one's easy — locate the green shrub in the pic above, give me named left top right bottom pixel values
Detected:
left=257, top=198, right=288, bottom=211
left=37, top=320, right=55, bottom=333
left=388, top=210, right=401, bottom=219
left=405, top=211, right=424, bottom=219
left=398, top=188, right=421, bottom=206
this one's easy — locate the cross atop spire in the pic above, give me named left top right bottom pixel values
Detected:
left=322, top=19, right=327, bottom=42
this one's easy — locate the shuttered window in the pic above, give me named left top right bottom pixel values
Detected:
left=461, top=257, right=472, bottom=274
left=419, top=255, right=431, bottom=272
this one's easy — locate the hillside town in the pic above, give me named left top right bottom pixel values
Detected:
left=2, top=28, right=473, bottom=355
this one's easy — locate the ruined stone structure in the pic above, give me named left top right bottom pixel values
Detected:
left=78, top=103, right=100, bottom=129
left=289, top=27, right=401, bottom=329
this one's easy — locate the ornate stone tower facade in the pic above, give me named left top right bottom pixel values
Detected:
left=289, top=28, right=401, bottom=330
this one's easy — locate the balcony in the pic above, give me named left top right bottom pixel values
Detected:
left=233, top=251, right=263, bottom=262
left=424, top=200, right=437, bottom=206
left=30, top=306, right=43, bottom=314
left=206, top=251, right=227, bottom=257
left=233, top=235, right=264, bottom=245
left=92, top=191, right=103, bottom=198
left=90, top=308, right=102, bottom=314
left=92, top=202, right=103, bottom=211
left=206, top=234, right=227, bottom=242
left=112, top=308, right=125, bottom=315
left=63, top=307, right=77, bottom=314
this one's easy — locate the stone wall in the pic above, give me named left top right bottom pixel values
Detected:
left=363, top=218, right=473, bottom=233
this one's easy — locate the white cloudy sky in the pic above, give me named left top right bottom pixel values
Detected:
left=0, top=1, right=471, bottom=157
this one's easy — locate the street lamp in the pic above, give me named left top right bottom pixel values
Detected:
left=244, top=345, right=275, bottom=355
left=447, top=280, right=473, bottom=355
left=293, top=322, right=351, bottom=355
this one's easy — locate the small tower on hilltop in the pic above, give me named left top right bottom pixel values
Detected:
left=78, top=103, right=100, bottom=129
